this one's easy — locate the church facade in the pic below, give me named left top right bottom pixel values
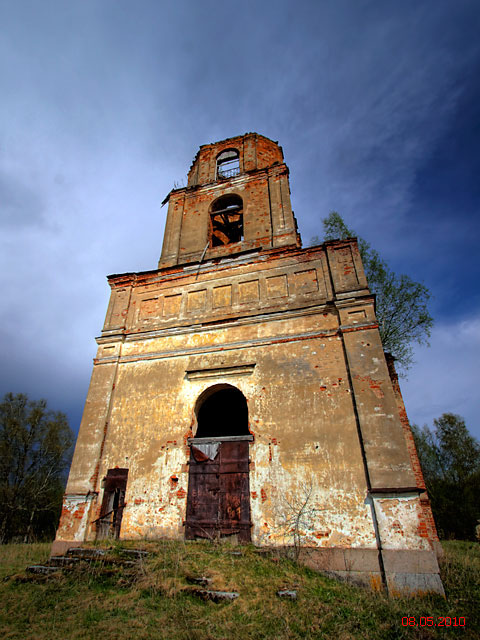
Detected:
left=53, top=133, right=443, bottom=595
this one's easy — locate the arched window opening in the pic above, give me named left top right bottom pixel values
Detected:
left=196, top=386, right=249, bottom=438
left=210, top=195, right=243, bottom=247
left=216, top=149, right=240, bottom=179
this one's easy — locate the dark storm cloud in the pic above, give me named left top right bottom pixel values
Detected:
left=0, top=0, right=479, bottom=438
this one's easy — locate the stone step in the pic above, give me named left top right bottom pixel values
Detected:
left=26, top=546, right=147, bottom=578
left=186, top=575, right=213, bottom=587
left=48, top=556, right=80, bottom=566
left=191, top=589, right=239, bottom=602
left=63, top=547, right=145, bottom=567
left=66, top=547, right=107, bottom=558
left=277, top=589, right=297, bottom=600
left=110, top=559, right=138, bottom=566
left=27, top=565, right=61, bottom=575
left=119, top=549, right=150, bottom=559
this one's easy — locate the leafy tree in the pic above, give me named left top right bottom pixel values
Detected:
left=315, top=211, right=433, bottom=372
left=0, top=393, right=74, bottom=543
left=412, top=414, right=480, bottom=540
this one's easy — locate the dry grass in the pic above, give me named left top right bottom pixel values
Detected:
left=0, top=539, right=478, bottom=639
left=0, top=542, right=50, bottom=579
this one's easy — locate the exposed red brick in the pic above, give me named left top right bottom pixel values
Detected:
left=169, top=475, right=179, bottom=490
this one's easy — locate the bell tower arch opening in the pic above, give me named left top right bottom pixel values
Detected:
left=195, top=384, right=249, bottom=437
left=216, top=148, right=240, bottom=179
left=209, top=195, right=244, bottom=248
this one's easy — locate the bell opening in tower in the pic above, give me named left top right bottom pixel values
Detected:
left=210, top=194, right=244, bottom=247
left=216, top=149, right=240, bottom=179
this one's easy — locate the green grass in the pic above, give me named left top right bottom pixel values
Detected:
left=0, top=540, right=478, bottom=639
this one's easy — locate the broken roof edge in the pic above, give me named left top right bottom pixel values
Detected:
left=309, top=236, right=359, bottom=249
left=198, top=132, right=278, bottom=150
left=160, top=134, right=284, bottom=207
left=187, top=132, right=283, bottom=177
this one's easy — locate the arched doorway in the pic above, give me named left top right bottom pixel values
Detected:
left=185, top=385, right=252, bottom=541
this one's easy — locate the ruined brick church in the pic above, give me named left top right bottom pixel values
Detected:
left=53, top=133, right=443, bottom=595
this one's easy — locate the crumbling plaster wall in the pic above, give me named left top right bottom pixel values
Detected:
left=56, top=240, right=431, bottom=561
left=82, top=311, right=381, bottom=547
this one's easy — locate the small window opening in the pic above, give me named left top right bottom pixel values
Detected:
left=196, top=387, right=249, bottom=438
left=216, top=149, right=240, bottom=179
left=210, top=194, right=243, bottom=247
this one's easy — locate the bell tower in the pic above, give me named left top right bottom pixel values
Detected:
left=159, top=133, right=301, bottom=267
left=54, top=132, right=443, bottom=597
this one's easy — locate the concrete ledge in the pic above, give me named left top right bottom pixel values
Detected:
left=386, top=572, right=445, bottom=597
left=297, top=546, right=444, bottom=596
left=381, top=549, right=440, bottom=574
left=323, top=570, right=383, bottom=591
left=50, top=540, right=82, bottom=558
left=299, top=547, right=381, bottom=572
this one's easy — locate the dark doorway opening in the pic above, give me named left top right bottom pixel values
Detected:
left=196, top=387, right=249, bottom=437
left=95, top=468, right=128, bottom=539
left=185, top=386, right=251, bottom=542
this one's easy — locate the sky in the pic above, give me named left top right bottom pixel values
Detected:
left=1, top=0, right=479, bottom=441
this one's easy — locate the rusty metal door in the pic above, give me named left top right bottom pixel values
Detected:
left=96, top=468, right=128, bottom=539
left=185, top=438, right=251, bottom=541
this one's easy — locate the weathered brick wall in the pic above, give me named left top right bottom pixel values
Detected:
left=108, top=247, right=332, bottom=335
left=161, top=135, right=298, bottom=267
left=386, top=355, right=439, bottom=546
left=187, top=133, right=284, bottom=186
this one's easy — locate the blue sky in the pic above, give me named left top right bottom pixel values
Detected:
left=1, top=0, right=479, bottom=440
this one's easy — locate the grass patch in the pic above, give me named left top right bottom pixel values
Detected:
left=0, top=542, right=50, bottom=579
left=0, top=540, right=478, bottom=639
